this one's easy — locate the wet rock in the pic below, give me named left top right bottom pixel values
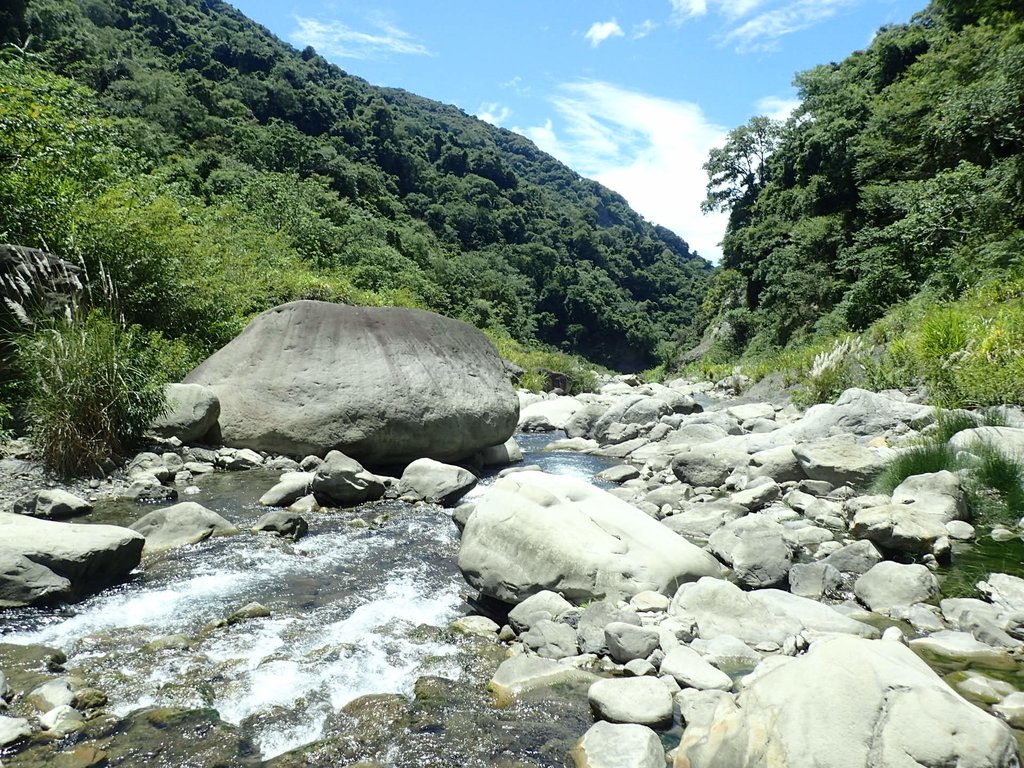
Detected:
left=12, top=489, right=93, bottom=520
left=309, top=450, right=386, bottom=506
left=854, top=561, right=939, bottom=613
left=39, top=703, right=85, bottom=736
left=258, top=472, right=314, bottom=507
left=397, top=458, right=477, bottom=507
left=954, top=672, right=1017, bottom=705
left=125, top=473, right=178, bottom=503
left=217, top=447, right=264, bottom=470
left=130, top=502, right=236, bottom=553
left=251, top=510, right=308, bottom=540
left=689, top=635, right=761, bottom=676
left=675, top=635, right=1018, bottom=768
left=519, top=397, right=582, bottom=432
left=459, top=471, right=723, bottom=604
left=910, top=630, right=1015, bottom=667
left=978, top=573, right=1024, bottom=614
left=659, top=645, right=732, bottom=691
left=604, top=622, right=660, bottom=663
left=227, top=602, right=271, bottom=624
left=150, top=382, right=220, bottom=443
left=488, top=655, right=596, bottom=706
left=588, top=676, right=673, bottom=727
left=27, top=678, right=73, bottom=712
left=0, top=715, right=31, bottom=747
left=572, top=720, right=666, bottom=768
left=993, top=692, right=1024, bottom=729
left=596, top=464, right=641, bottom=484
left=449, top=615, right=499, bottom=637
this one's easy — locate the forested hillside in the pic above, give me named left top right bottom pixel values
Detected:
left=702, top=0, right=1023, bottom=365
left=1, top=0, right=711, bottom=373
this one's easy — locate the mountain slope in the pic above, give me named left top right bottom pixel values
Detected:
left=6, top=0, right=710, bottom=370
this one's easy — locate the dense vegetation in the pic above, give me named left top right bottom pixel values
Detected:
left=1, top=0, right=710, bottom=376
left=698, top=0, right=1024, bottom=407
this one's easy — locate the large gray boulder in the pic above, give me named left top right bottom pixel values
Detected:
left=184, top=301, right=519, bottom=464
left=708, top=515, right=793, bottom=589
left=0, top=513, right=144, bottom=602
left=397, top=458, right=477, bottom=506
left=12, top=489, right=92, bottom=520
left=458, top=471, right=724, bottom=604
left=573, top=721, right=666, bottom=768
left=854, top=561, right=939, bottom=614
left=149, top=383, right=220, bottom=443
left=792, top=436, right=887, bottom=487
left=0, top=549, right=72, bottom=608
left=130, top=502, right=236, bottom=553
left=674, top=636, right=1019, bottom=768
left=309, top=450, right=386, bottom=506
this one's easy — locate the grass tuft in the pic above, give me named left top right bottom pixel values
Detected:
left=873, top=443, right=960, bottom=494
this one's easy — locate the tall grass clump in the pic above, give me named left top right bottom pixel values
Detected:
left=793, top=337, right=865, bottom=407
left=873, top=443, right=960, bottom=494
left=968, top=443, right=1024, bottom=524
left=16, top=309, right=167, bottom=475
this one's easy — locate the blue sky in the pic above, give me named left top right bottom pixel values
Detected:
left=231, top=0, right=924, bottom=261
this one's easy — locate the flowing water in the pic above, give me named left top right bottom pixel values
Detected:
left=0, top=435, right=618, bottom=761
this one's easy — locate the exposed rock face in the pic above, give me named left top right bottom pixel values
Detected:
left=674, top=636, right=1019, bottom=768
left=458, top=471, right=724, bottom=604
left=0, top=513, right=144, bottom=604
left=184, top=301, right=519, bottom=464
left=149, top=383, right=220, bottom=443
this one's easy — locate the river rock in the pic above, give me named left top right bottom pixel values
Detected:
left=0, top=513, right=144, bottom=598
left=674, top=635, right=1018, bottom=768
left=588, top=677, right=673, bottom=727
left=459, top=471, right=724, bottom=604
left=661, top=501, right=747, bottom=540
left=605, top=622, right=661, bottom=663
left=708, top=515, right=792, bottom=589
left=0, top=549, right=72, bottom=608
left=488, top=654, right=596, bottom=706
left=477, top=437, right=523, bottom=467
left=150, top=382, right=220, bottom=443
left=792, top=436, right=886, bottom=487
left=659, top=644, right=732, bottom=691
left=819, top=540, right=883, bottom=575
left=397, top=458, right=477, bottom=506
left=577, top=601, right=642, bottom=655
left=0, top=715, right=31, bottom=747
left=39, top=703, right=84, bottom=735
left=849, top=503, right=948, bottom=554
left=669, top=577, right=877, bottom=646
left=130, top=502, right=236, bottom=552
left=596, top=464, right=642, bottom=484
left=891, top=470, right=967, bottom=523
left=592, top=396, right=672, bottom=444
left=910, top=630, right=1015, bottom=667
left=12, top=489, right=92, bottom=520
left=184, top=301, right=518, bottom=464
left=572, top=721, right=666, bottom=768
left=258, top=472, right=314, bottom=507
left=993, top=692, right=1024, bottom=729
left=251, top=510, right=308, bottom=540
left=689, top=635, right=762, bottom=675
left=27, top=678, right=73, bottom=712
left=671, top=443, right=750, bottom=488
left=519, top=396, right=582, bottom=432
left=521, top=619, right=579, bottom=659
left=978, top=573, right=1024, bottom=614
left=787, top=561, right=842, bottom=599
left=449, top=615, right=499, bottom=637
left=508, top=590, right=575, bottom=633
left=854, top=561, right=939, bottom=613
left=309, top=450, right=385, bottom=506
left=949, top=426, right=1024, bottom=457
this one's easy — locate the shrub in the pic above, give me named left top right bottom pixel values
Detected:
left=16, top=310, right=168, bottom=475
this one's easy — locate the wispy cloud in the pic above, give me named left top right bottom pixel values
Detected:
left=517, top=82, right=729, bottom=262
left=755, top=94, right=801, bottom=121
left=584, top=19, right=625, bottom=48
left=726, top=0, right=853, bottom=51
left=290, top=16, right=432, bottom=60
left=670, top=0, right=854, bottom=51
left=477, top=102, right=511, bottom=126
left=632, top=20, right=659, bottom=39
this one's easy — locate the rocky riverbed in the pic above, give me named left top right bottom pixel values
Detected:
left=3, top=375, right=1024, bottom=767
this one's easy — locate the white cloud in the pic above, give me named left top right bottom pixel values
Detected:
left=632, top=20, right=658, bottom=39
left=670, top=0, right=765, bottom=21
left=477, top=102, right=511, bottom=126
left=755, top=94, right=801, bottom=121
left=290, top=16, right=432, bottom=60
left=584, top=19, right=625, bottom=48
left=726, top=0, right=853, bottom=51
left=516, top=82, right=729, bottom=262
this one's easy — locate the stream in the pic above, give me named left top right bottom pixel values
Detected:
left=0, top=433, right=619, bottom=761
